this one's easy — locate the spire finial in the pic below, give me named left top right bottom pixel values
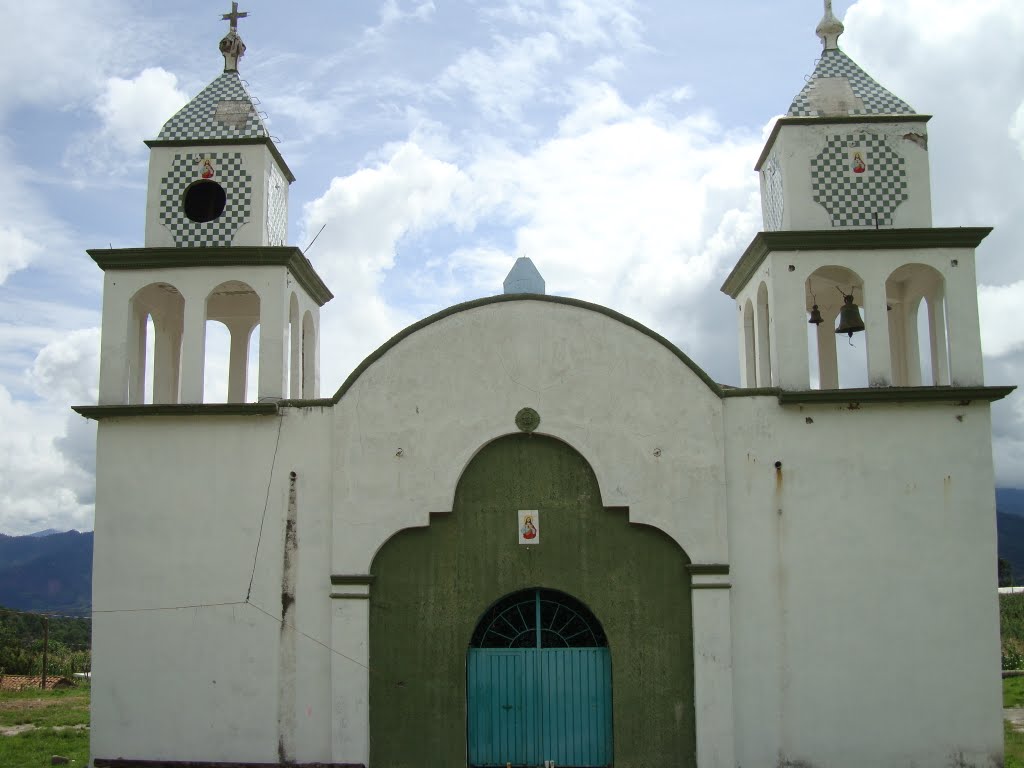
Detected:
left=219, top=2, right=249, bottom=72
left=816, top=0, right=844, bottom=50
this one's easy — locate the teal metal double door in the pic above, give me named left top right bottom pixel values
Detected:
left=467, top=589, right=613, bottom=768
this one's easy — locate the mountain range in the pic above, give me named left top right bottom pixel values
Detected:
left=0, top=530, right=93, bottom=616
left=3, top=491, right=1024, bottom=614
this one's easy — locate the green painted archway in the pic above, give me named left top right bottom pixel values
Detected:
left=369, top=433, right=696, bottom=768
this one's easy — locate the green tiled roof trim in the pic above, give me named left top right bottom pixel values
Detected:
left=720, top=228, right=992, bottom=298
left=86, top=246, right=333, bottom=306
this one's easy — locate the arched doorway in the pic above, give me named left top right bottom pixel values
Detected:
left=368, top=433, right=696, bottom=768
left=467, top=588, right=612, bottom=767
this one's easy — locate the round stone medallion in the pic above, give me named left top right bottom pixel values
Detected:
left=515, top=407, right=540, bottom=433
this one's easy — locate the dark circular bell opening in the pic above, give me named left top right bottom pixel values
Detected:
left=183, top=180, right=227, bottom=223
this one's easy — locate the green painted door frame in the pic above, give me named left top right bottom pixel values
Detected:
left=369, top=433, right=697, bottom=768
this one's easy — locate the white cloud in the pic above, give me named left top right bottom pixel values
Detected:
left=30, top=328, right=101, bottom=406
left=439, top=33, right=562, bottom=121
left=0, top=0, right=122, bottom=120
left=0, top=384, right=94, bottom=535
left=0, top=227, right=41, bottom=285
left=1010, top=100, right=1024, bottom=160
left=979, top=282, right=1024, bottom=358
left=302, top=141, right=471, bottom=387
left=0, top=141, right=75, bottom=285
left=488, top=0, right=641, bottom=49
left=304, top=80, right=762, bottom=392
left=94, top=68, right=189, bottom=154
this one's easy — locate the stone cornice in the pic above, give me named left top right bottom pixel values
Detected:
left=72, top=403, right=280, bottom=420
left=86, top=246, right=333, bottom=306
left=144, top=136, right=295, bottom=182
left=776, top=385, right=1015, bottom=405
left=720, top=228, right=993, bottom=298
left=755, top=114, right=932, bottom=170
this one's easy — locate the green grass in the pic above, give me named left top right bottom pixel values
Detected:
left=1006, top=719, right=1024, bottom=768
left=0, top=728, right=89, bottom=768
left=1007, top=677, right=1024, bottom=708
left=0, top=685, right=89, bottom=768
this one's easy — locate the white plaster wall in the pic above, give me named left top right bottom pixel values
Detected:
left=145, top=144, right=278, bottom=248
left=724, top=396, right=1003, bottom=768
left=328, top=300, right=729, bottom=573
left=766, top=120, right=932, bottom=231
left=90, top=409, right=336, bottom=764
left=89, top=297, right=1002, bottom=767
left=325, top=298, right=731, bottom=764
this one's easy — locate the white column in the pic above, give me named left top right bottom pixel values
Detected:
left=756, top=294, right=773, bottom=387
left=691, top=575, right=736, bottom=768
left=128, top=307, right=147, bottom=405
left=289, top=308, right=301, bottom=399
left=816, top=312, right=839, bottom=389
left=259, top=284, right=287, bottom=401
left=738, top=304, right=754, bottom=387
left=312, top=311, right=322, bottom=398
left=331, top=591, right=370, bottom=766
left=179, top=290, right=207, bottom=403
left=152, top=314, right=182, bottom=405
left=302, top=312, right=317, bottom=398
left=98, top=277, right=131, bottom=405
left=226, top=320, right=255, bottom=403
left=944, top=257, right=984, bottom=386
left=928, top=295, right=951, bottom=386
left=771, top=271, right=811, bottom=391
left=887, top=303, right=908, bottom=387
left=903, top=300, right=923, bottom=386
left=863, top=282, right=892, bottom=387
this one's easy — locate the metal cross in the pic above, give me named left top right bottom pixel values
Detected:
left=221, top=2, right=249, bottom=32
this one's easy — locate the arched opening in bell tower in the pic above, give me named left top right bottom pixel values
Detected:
left=205, top=280, right=260, bottom=403
left=885, top=264, right=949, bottom=386
left=805, top=266, right=867, bottom=389
left=129, top=283, right=184, bottom=404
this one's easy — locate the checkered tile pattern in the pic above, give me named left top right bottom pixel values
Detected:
left=159, top=152, right=253, bottom=247
left=762, top=152, right=784, bottom=231
left=810, top=133, right=909, bottom=227
left=788, top=49, right=915, bottom=117
left=157, top=72, right=268, bottom=141
left=266, top=162, right=288, bottom=246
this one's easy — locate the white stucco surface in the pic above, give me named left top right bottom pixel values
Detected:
left=89, top=297, right=1005, bottom=767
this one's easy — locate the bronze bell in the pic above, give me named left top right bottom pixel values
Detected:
left=808, top=304, right=824, bottom=325
left=835, top=294, right=865, bottom=337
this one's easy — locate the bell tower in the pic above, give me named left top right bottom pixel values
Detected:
left=91, top=4, right=332, bottom=406
left=721, top=1, right=986, bottom=391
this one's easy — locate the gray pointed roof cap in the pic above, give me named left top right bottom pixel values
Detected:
left=157, top=71, right=268, bottom=141
left=503, top=257, right=545, bottom=295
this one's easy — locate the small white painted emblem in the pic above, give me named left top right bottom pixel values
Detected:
left=518, top=510, right=539, bottom=544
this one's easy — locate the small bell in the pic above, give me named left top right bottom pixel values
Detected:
left=808, top=304, right=824, bottom=325
left=835, top=294, right=865, bottom=338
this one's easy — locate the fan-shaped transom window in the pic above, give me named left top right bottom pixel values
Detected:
left=470, top=588, right=607, bottom=649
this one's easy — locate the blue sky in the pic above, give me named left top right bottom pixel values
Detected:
left=1, top=0, right=1023, bottom=534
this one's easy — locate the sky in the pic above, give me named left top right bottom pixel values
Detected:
left=0, top=0, right=1023, bottom=535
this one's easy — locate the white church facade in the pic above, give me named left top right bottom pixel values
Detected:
left=77, top=4, right=1014, bottom=767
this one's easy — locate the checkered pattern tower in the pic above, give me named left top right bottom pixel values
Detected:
left=92, top=13, right=332, bottom=407
left=719, top=1, right=985, bottom=393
